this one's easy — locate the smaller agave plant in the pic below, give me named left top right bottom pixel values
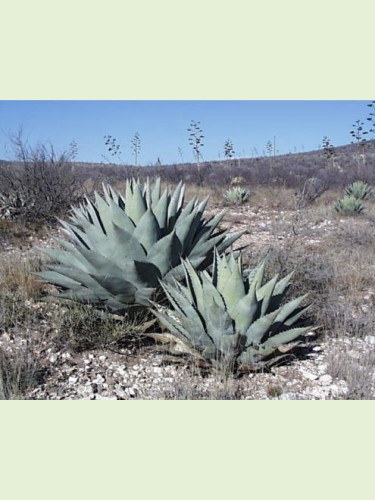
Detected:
left=334, top=196, right=365, bottom=215
left=224, top=187, right=251, bottom=205
left=344, top=181, right=374, bottom=200
left=152, top=252, right=313, bottom=372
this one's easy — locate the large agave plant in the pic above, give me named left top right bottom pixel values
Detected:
left=37, top=178, right=244, bottom=313
left=152, top=252, right=313, bottom=372
left=344, top=181, right=374, bottom=200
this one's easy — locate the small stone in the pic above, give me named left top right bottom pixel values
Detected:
left=302, top=371, right=318, bottom=381
left=364, top=336, right=375, bottom=345
left=68, top=376, right=78, bottom=384
left=126, top=387, right=137, bottom=397
left=319, top=374, right=333, bottom=385
left=94, top=394, right=117, bottom=400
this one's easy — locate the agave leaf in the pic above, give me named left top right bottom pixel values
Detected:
left=105, top=198, right=136, bottom=234
left=238, top=344, right=279, bottom=367
left=35, top=271, right=82, bottom=291
left=164, top=256, right=206, bottom=282
left=152, top=308, right=193, bottom=345
left=88, top=274, right=137, bottom=302
left=111, top=223, right=147, bottom=260
left=45, top=264, right=111, bottom=296
left=204, top=292, right=234, bottom=347
left=273, top=271, right=294, bottom=296
left=230, top=284, right=258, bottom=335
left=198, top=209, right=227, bottom=239
left=38, top=246, right=95, bottom=274
left=274, top=294, right=309, bottom=325
left=215, top=230, right=246, bottom=254
left=132, top=208, right=161, bottom=252
left=167, top=181, right=184, bottom=230
left=146, top=230, right=181, bottom=276
left=181, top=259, right=204, bottom=307
left=151, top=177, right=161, bottom=205
left=58, top=220, right=91, bottom=249
left=79, top=225, right=135, bottom=270
left=58, top=288, right=104, bottom=303
left=247, top=260, right=266, bottom=289
left=257, top=274, right=279, bottom=316
left=94, top=192, right=113, bottom=233
left=144, top=177, right=152, bottom=208
left=126, top=180, right=147, bottom=223
left=75, top=248, right=126, bottom=280
left=283, top=304, right=312, bottom=326
left=175, top=210, right=197, bottom=252
left=153, top=189, right=169, bottom=233
left=219, top=261, right=246, bottom=316
left=245, top=308, right=281, bottom=346
left=84, top=199, right=106, bottom=234
left=264, top=326, right=313, bottom=346
left=177, top=195, right=198, bottom=221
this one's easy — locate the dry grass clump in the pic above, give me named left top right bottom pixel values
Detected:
left=0, top=255, right=49, bottom=329
left=0, top=342, right=46, bottom=400
left=155, top=368, right=245, bottom=400
left=326, top=344, right=375, bottom=399
left=54, top=302, right=153, bottom=353
left=258, top=205, right=375, bottom=340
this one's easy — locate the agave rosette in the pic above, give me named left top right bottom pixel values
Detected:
left=37, top=178, right=244, bottom=312
left=153, top=252, right=313, bottom=371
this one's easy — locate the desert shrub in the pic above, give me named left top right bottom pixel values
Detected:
left=296, top=177, right=327, bottom=208
left=0, top=133, right=82, bottom=222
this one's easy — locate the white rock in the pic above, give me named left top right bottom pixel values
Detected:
left=301, top=371, right=318, bottom=381
left=364, top=336, right=375, bottom=345
left=94, top=395, right=117, bottom=400
left=319, top=374, right=333, bottom=385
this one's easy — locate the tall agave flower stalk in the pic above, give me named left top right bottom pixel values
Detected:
left=37, top=178, right=244, bottom=313
left=152, top=252, right=313, bottom=372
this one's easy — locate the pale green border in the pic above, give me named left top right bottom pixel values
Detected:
left=1, top=0, right=374, bottom=98
left=1, top=1, right=375, bottom=499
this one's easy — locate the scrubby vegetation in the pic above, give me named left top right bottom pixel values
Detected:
left=2, top=130, right=375, bottom=399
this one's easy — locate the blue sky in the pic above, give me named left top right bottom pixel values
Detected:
left=0, top=100, right=373, bottom=165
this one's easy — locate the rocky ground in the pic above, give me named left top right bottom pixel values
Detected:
left=1, top=193, right=375, bottom=399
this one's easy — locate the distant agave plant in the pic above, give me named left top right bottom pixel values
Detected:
left=334, top=196, right=365, bottom=215
left=344, top=181, right=374, bottom=200
left=152, top=252, right=313, bottom=372
left=224, top=187, right=250, bottom=205
left=37, top=178, right=244, bottom=313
